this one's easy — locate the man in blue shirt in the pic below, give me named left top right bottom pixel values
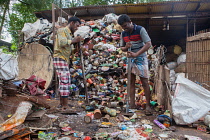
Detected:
left=118, top=14, right=152, bottom=115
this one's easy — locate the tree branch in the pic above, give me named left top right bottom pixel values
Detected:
left=18, top=0, right=30, bottom=5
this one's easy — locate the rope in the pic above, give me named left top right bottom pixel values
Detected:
left=0, top=53, right=15, bottom=69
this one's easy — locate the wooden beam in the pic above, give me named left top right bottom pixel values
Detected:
left=86, top=8, right=91, bottom=17
left=68, top=9, right=74, bottom=16
left=195, top=2, right=201, bottom=12
left=148, top=5, right=152, bottom=15
left=171, top=3, right=174, bottom=14
left=124, top=6, right=128, bottom=14
left=77, top=12, right=210, bottom=20
left=103, top=8, right=108, bottom=15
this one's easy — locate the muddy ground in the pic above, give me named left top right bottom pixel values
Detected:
left=0, top=96, right=209, bottom=140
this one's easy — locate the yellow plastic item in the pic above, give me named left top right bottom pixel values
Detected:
left=174, top=45, right=182, bottom=55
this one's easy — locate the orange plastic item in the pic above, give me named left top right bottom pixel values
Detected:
left=0, top=101, right=32, bottom=133
left=84, top=136, right=91, bottom=140
left=163, top=121, right=170, bottom=128
left=87, top=78, right=93, bottom=84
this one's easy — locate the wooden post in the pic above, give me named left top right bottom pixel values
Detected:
left=52, top=3, right=59, bottom=97
left=126, top=47, right=132, bottom=113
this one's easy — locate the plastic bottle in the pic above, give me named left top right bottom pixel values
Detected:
left=153, top=119, right=166, bottom=129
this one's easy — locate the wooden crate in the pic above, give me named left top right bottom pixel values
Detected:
left=186, top=32, right=210, bottom=91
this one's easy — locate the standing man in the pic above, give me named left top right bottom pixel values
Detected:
left=53, top=16, right=81, bottom=111
left=118, top=14, right=152, bottom=115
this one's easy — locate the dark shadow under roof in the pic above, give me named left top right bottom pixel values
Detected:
left=35, top=0, right=210, bottom=47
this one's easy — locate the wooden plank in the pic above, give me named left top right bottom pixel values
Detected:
left=164, top=66, right=171, bottom=111
left=156, top=65, right=164, bottom=106
left=26, top=110, right=47, bottom=120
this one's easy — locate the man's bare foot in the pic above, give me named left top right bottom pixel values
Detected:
left=145, top=106, right=153, bottom=116
left=61, top=106, right=71, bottom=111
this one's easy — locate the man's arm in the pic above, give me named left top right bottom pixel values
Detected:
left=127, top=27, right=152, bottom=57
left=57, top=29, right=81, bottom=47
left=127, top=41, right=151, bottom=57
left=57, top=29, right=72, bottom=47
left=135, top=41, right=151, bottom=55
left=121, top=42, right=132, bottom=52
left=120, top=33, right=132, bottom=52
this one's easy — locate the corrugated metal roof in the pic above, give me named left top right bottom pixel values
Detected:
left=35, top=0, right=210, bottom=20
left=34, top=0, right=210, bottom=46
left=198, top=3, right=210, bottom=11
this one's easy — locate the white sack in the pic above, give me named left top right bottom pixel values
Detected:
left=166, top=62, right=178, bottom=70
left=74, top=26, right=91, bottom=39
left=177, top=53, right=186, bottom=65
left=0, top=50, right=18, bottom=80
left=102, top=13, right=119, bottom=23
left=204, top=114, right=210, bottom=127
left=21, top=19, right=52, bottom=41
left=172, top=75, right=210, bottom=124
left=102, top=44, right=116, bottom=51
left=170, top=70, right=176, bottom=84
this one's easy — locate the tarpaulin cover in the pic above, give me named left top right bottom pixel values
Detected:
left=0, top=50, right=18, bottom=80
left=172, top=75, right=210, bottom=124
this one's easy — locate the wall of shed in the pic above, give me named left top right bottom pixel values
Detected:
left=186, top=32, right=210, bottom=91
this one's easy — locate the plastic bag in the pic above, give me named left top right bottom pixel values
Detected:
left=166, top=62, right=178, bottom=70
left=102, top=13, right=118, bottom=23
left=177, top=53, right=186, bottom=65
left=0, top=51, right=18, bottom=80
left=172, top=75, right=210, bottom=124
left=22, top=19, right=52, bottom=41
left=74, top=26, right=90, bottom=39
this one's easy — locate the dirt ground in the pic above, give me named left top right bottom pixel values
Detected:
left=0, top=96, right=210, bottom=140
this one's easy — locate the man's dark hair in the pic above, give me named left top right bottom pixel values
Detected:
left=117, top=14, right=131, bottom=25
left=68, top=16, right=81, bottom=24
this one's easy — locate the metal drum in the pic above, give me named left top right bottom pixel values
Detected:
left=18, top=43, right=54, bottom=90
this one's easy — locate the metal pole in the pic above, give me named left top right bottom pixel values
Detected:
left=186, top=17, right=188, bottom=78
left=78, top=41, right=89, bottom=104
left=194, top=19, right=196, bottom=35
left=52, top=3, right=59, bottom=97
left=126, top=47, right=131, bottom=113
left=52, top=3, right=55, bottom=47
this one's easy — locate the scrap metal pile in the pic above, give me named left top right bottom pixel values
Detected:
left=0, top=13, right=209, bottom=140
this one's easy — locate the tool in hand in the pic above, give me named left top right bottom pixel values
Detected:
left=126, top=45, right=132, bottom=114
left=77, top=35, right=89, bottom=104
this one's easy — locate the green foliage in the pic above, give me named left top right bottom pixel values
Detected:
left=66, top=0, right=83, bottom=7
left=7, top=0, right=54, bottom=46
left=8, top=3, right=37, bottom=44
left=2, top=0, right=178, bottom=46
left=83, top=0, right=109, bottom=6
left=0, top=45, right=17, bottom=55
left=10, top=44, right=18, bottom=51
left=0, top=0, right=9, bottom=5
left=120, top=0, right=136, bottom=4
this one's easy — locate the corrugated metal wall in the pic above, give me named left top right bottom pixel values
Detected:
left=186, top=32, right=210, bottom=91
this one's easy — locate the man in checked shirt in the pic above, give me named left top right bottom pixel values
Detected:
left=53, top=16, right=81, bottom=111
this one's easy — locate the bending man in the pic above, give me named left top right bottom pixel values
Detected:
left=118, top=14, right=152, bottom=115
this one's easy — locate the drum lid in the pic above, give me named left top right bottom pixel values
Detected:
left=18, top=43, right=54, bottom=90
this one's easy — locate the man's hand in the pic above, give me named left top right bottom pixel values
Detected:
left=125, top=42, right=132, bottom=49
left=71, top=36, right=81, bottom=44
left=121, top=42, right=132, bottom=52
left=127, top=51, right=138, bottom=58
